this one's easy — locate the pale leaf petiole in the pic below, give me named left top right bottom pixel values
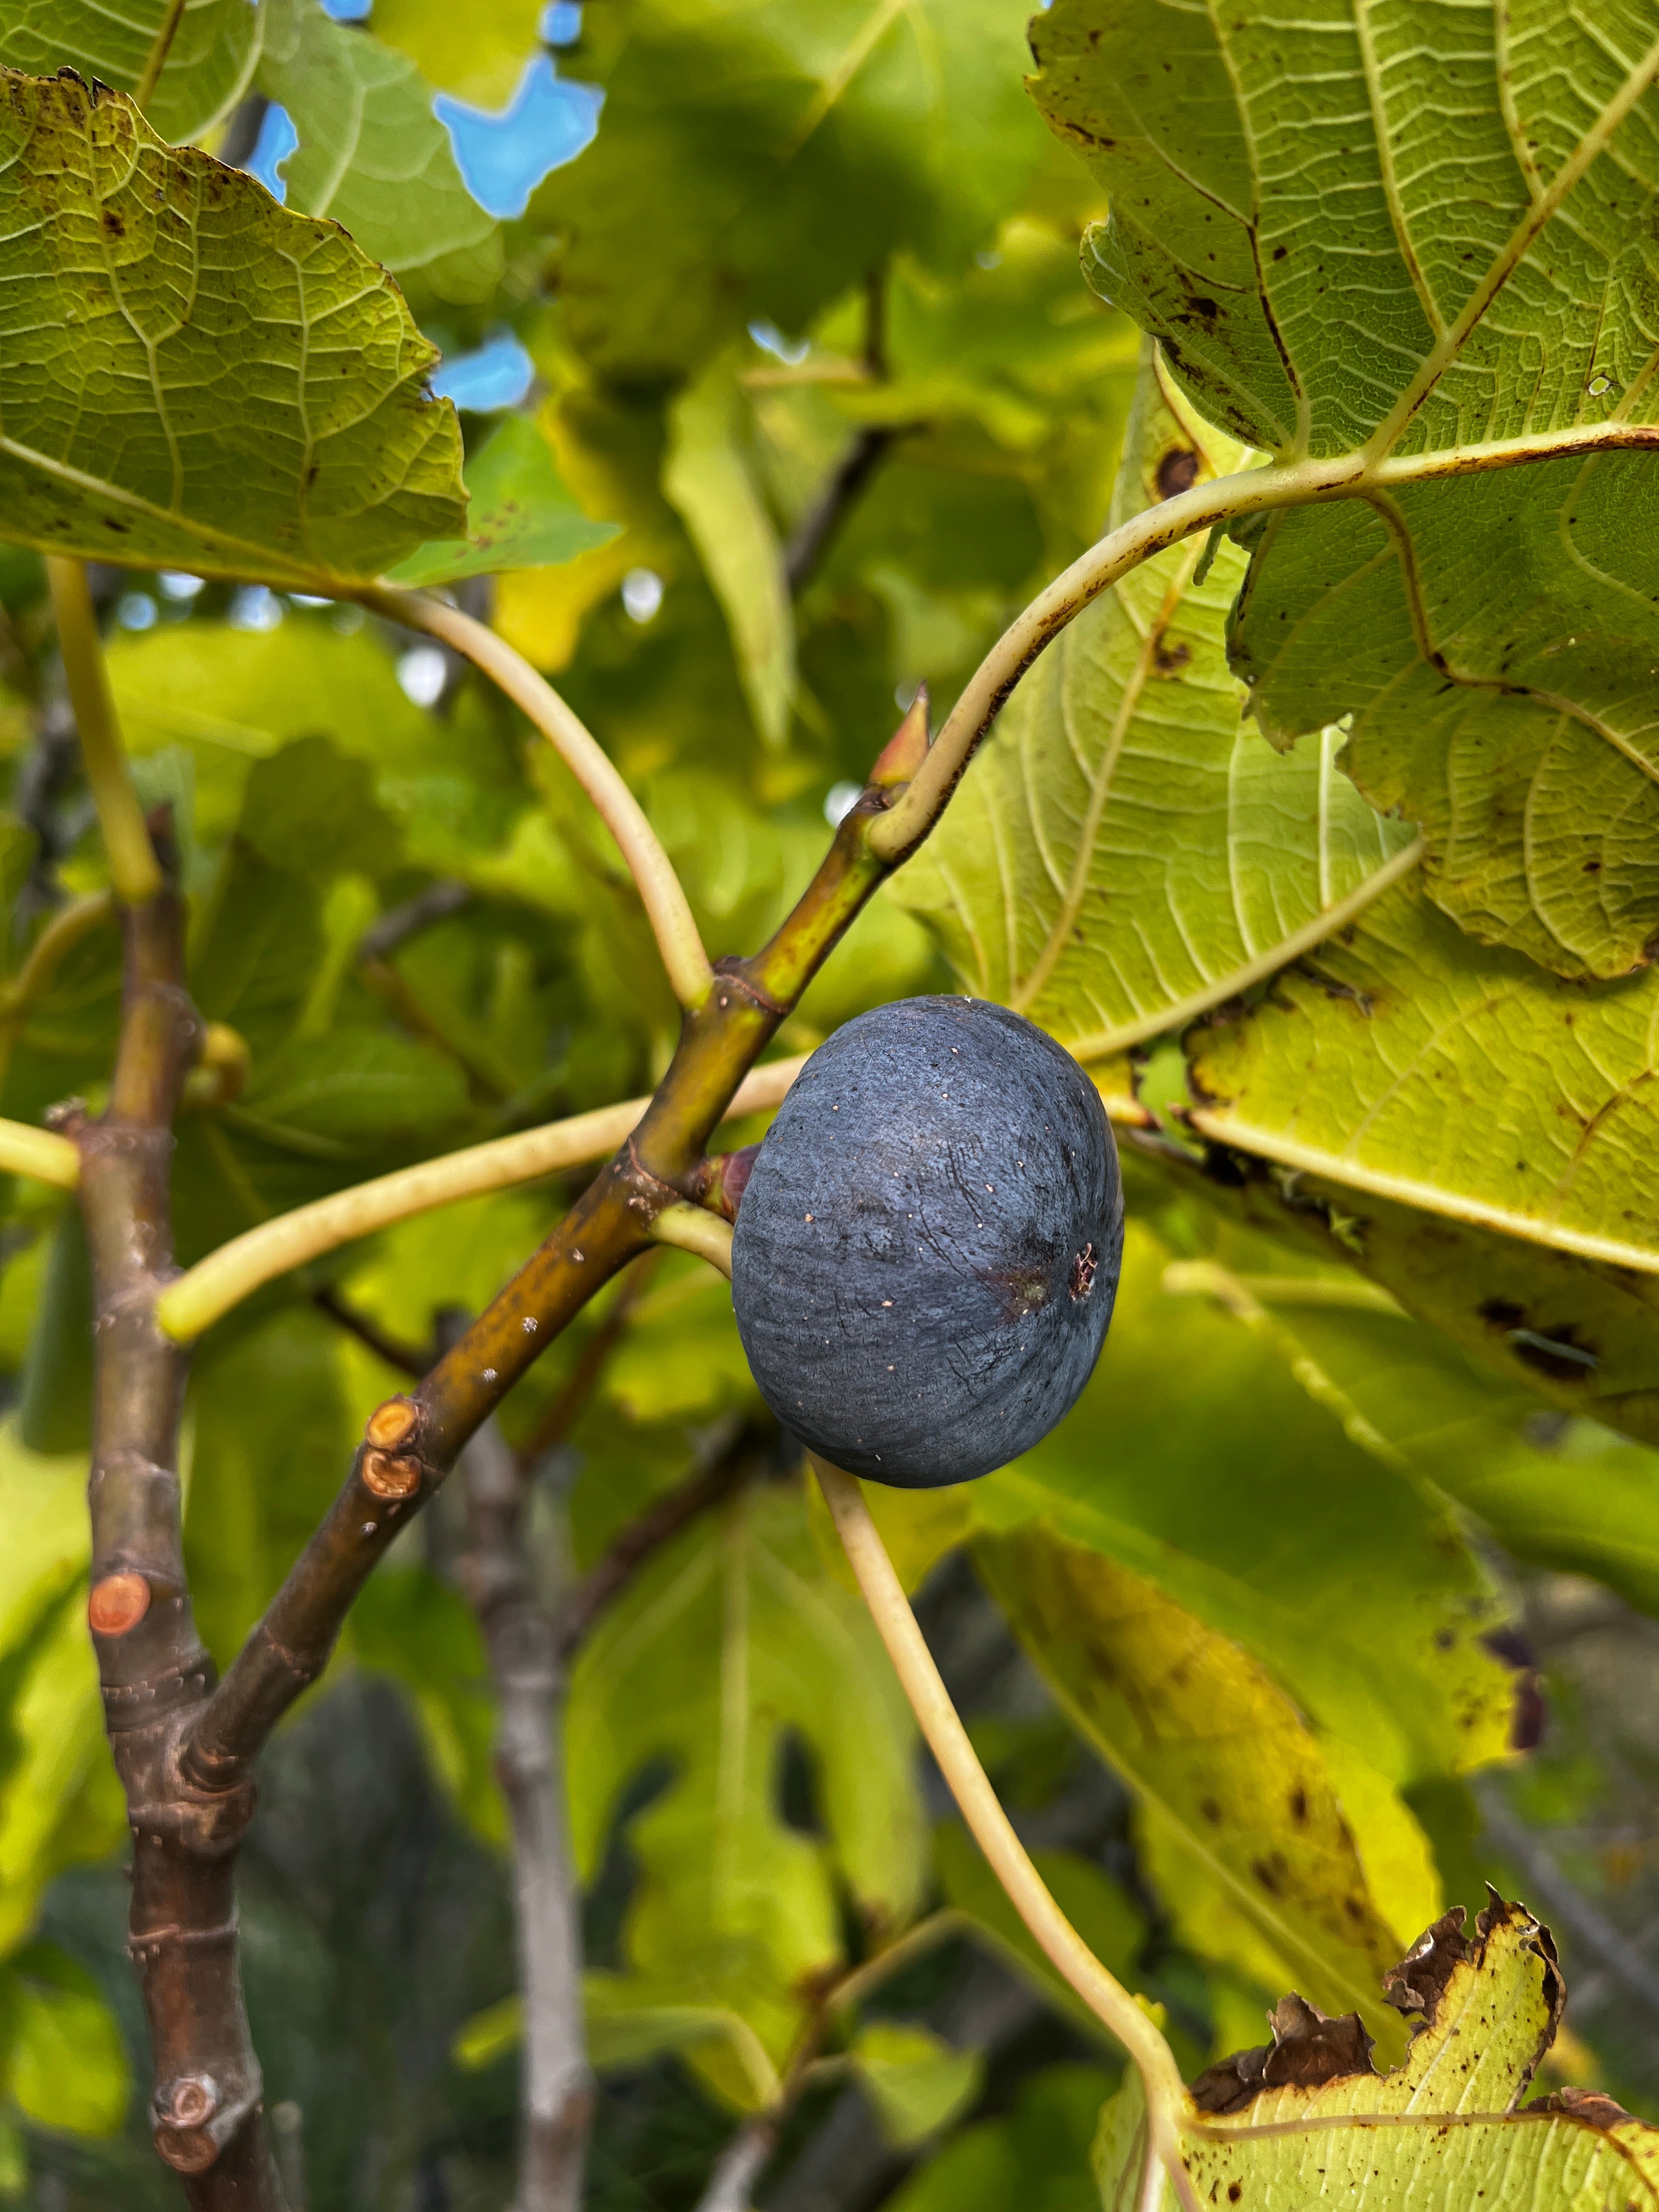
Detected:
left=812, top=1457, right=1200, bottom=2212
left=154, top=1057, right=805, bottom=1344
left=0, top=1115, right=81, bottom=1189
left=362, top=585, right=715, bottom=1011
left=648, top=1202, right=734, bottom=1277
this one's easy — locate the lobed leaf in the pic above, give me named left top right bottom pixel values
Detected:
left=1029, top=0, right=1659, bottom=978
left=566, top=1482, right=926, bottom=2098
left=890, top=348, right=1418, bottom=1057
left=0, top=70, right=465, bottom=588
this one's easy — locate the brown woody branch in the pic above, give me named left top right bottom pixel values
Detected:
left=95, top=691, right=928, bottom=2203
left=177, top=716, right=917, bottom=1800
left=71, top=878, right=284, bottom=2204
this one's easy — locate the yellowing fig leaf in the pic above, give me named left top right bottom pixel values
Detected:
left=1188, top=877, right=1659, bottom=1278
left=0, top=70, right=465, bottom=589
left=889, top=346, right=1418, bottom=1060
left=972, top=1526, right=1419, bottom=2059
left=1030, top=0, right=1659, bottom=979
left=663, top=352, right=795, bottom=750
left=1103, top=1899, right=1659, bottom=2211
left=0, top=0, right=261, bottom=144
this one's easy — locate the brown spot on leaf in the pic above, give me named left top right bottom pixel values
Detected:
left=1156, top=447, right=1200, bottom=500
left=1154, top=640, right=1192, bottom=675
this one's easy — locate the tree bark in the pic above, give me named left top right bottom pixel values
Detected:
left=72, top=887, right=284, bottom=2206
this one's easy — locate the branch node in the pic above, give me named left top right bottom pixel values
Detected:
left=710, top=958, right=787, bottom=1018
left=151, top=2067, right=262, bottom=2175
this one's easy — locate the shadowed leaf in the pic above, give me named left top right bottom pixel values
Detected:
left=255, top=0, right=504, bottom=307
left=0, top=0, right=261, bottom=143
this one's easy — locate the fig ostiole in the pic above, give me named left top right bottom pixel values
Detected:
left=730, top=996, right=1122, bottom=1487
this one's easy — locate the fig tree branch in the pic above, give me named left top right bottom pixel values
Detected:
left=357, top=877, right=472, bottom=962
left=72, top=871, right=284, bottom=2202
left=45, top=558, right=163, bottom=907
left=453, top=1334, right=592, bottom=2212
left=174, top=700, right=934, bottom=1795
left=785, top=267, right=906, bottom=594
left=811, top=1458, right=1200, bottom=2212
left=361, top=586, right=715, bottom=1010
left=155, top=1056, right=808, bottom=1344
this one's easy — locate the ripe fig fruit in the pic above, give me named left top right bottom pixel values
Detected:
left=731, top=996, right=1122, bottom=1487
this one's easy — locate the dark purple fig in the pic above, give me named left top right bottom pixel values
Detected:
left=731, top=996, right=1122, bottom=1487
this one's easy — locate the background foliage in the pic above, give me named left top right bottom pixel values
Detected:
left=0, top=0, right=1657, bottom=2205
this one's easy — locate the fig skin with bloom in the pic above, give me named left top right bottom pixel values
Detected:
left=731, top=996, right=1122, bottom=1488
